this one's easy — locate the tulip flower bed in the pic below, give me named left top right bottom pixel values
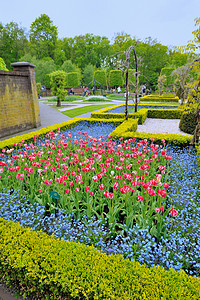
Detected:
left=0, top=129, right=172, bottom=237
left=0, top=122, right=200, bottom=277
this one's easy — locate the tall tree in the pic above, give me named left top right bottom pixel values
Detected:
left=19, top=54, right=56, bottom=87
left=179, top=17, right=200, bottom=53
left=29, top=14, right=58, bottom=59
left=54, top=39, right=66, bottom=67
left=61, top=60, right=78, bottom=73
left=135, top=38, right=169, bottom=90
left=83, top=64, right=95, bottom=86
left=110, top=33, right=139, bottom=69
left=62, top=34, right=111, bottom=70
left=0, top=22, right=28, bottom=68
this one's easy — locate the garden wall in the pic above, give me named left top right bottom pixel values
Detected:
left=0, top=62, right=41, bottom=138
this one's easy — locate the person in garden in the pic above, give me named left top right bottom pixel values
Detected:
left=70, top=88, right=74, bottom=95
left=117, top=86, right=121, bottom=94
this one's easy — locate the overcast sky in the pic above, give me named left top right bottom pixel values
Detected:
left=0, top=0, right=199, bottom=47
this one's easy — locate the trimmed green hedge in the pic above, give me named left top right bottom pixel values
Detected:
left=110, top=119, right=138, bottom=139
left=147, top=109, right=183, bottom=119
left=141, top=95, right=179, bottom=103
left=91, top=108, right=148, bottom=125
left=66, top=72, right=79, bottom=88
left=109, top=69, right=123, bottom=87
left=0, top=218, right=200, bottom=300
left=91, top=104, right=182, bottom=124
left=112, top=131, right=192, bottom=146
left=0, top=118, right=123, bottom=150
left=179, top=110, right=197, bottom=134
left=93, top=70, right=107, bottom=87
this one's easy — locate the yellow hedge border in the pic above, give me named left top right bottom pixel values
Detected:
left=0, top=118, right=124, bottom=150
left=0, top=218, right=199, bottom=300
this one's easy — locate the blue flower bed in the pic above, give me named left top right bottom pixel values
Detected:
left=108, top=105, right=178, bottom=113
left=0, top=122, right=200, bottom=276
left=61, top=120, right=118, bottom=139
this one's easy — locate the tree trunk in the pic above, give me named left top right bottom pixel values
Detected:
left=57, top=97, right=61, bottom=107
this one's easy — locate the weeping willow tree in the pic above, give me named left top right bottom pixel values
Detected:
left=177, top=18, right=200, bottom=145
left=186, top=60, right=200, bottom=146
left=157, top=74, right=166, bottom=96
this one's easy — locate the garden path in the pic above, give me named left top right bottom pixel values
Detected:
left=137, top=118, right=191, bottom=136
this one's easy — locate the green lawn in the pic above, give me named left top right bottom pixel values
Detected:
left=40, top=96, right=85, bottom=102
left=46, top=104, right=76, bottom=109
left=83, top=97, right=112, bottom=102
left=106, top=94, right=126, bottom=100
left=61, top=104, right=114, bottom=117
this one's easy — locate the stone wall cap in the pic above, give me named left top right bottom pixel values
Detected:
left=11, top=62, right=36, bottom=68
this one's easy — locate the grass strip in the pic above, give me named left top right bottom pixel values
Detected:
left=61, top=104, right=115, bottom=117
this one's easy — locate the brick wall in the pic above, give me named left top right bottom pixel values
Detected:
left=0, top=62, right=41, bottom=138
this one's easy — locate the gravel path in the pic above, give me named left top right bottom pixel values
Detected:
left=137, top=118, right=191, bottom=136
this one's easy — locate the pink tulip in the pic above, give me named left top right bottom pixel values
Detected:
left=170, top=208, right=178, bottom=216
left=99, top=184, right=105, bottom=191
left=137, top=195, right=144, bottom=201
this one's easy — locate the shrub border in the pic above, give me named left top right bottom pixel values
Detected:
left=0, top=118, right=124, bottom=150
left=0, top=218, right=200, bottom=299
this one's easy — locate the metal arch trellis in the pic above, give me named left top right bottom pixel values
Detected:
left=88, top=79, right=102, bottom=93
left=125, top=46, right=138, bottom=120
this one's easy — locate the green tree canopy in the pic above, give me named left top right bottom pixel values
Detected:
left=110, top=33, right=139, bottom=69
left=54, top=39, right=66, bottom=67
left=29, top=14, right=58, bottom=59
left=158, top=74, right=166, bottom=95
left=49, top=70, right=67, bottom=107
left=0, top=22, right=28, bottom=68
left=160, top=67, right=175, bottom=87
left=179, top=18, right=200, bottom=53
left=19, top=54, right=56, bottom=87
left=127, top=69, right=137, bottom=88
left=61, top=34, right=111, bottom=70
left=61, top=60, right=78, bottom=73
left=0, top=57, right=8, bottom=70
left=135, top=38, right=169, bottom=90
left=83, top=64, right=95, bottom=86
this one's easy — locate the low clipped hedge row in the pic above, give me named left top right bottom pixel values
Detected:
left=112, top=131, right=192, bottom=146
left=110, top=119, right=139, bottom=139
left=196, top=142, right=200, bottom=165
left=91, top=105, right=182, bottom=124
left=140, top=95, right=179, bottom=102
left=91, top=107, right=148, bottom=125
left=147, top=109, right=183, bottom=119
left=0, top=218, right=200, bottom=300
left=91, top=111, right=140, bottom=122
left=0, top=118, right=123, bottom=150
left=0, top=118, right=81, bottom=150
